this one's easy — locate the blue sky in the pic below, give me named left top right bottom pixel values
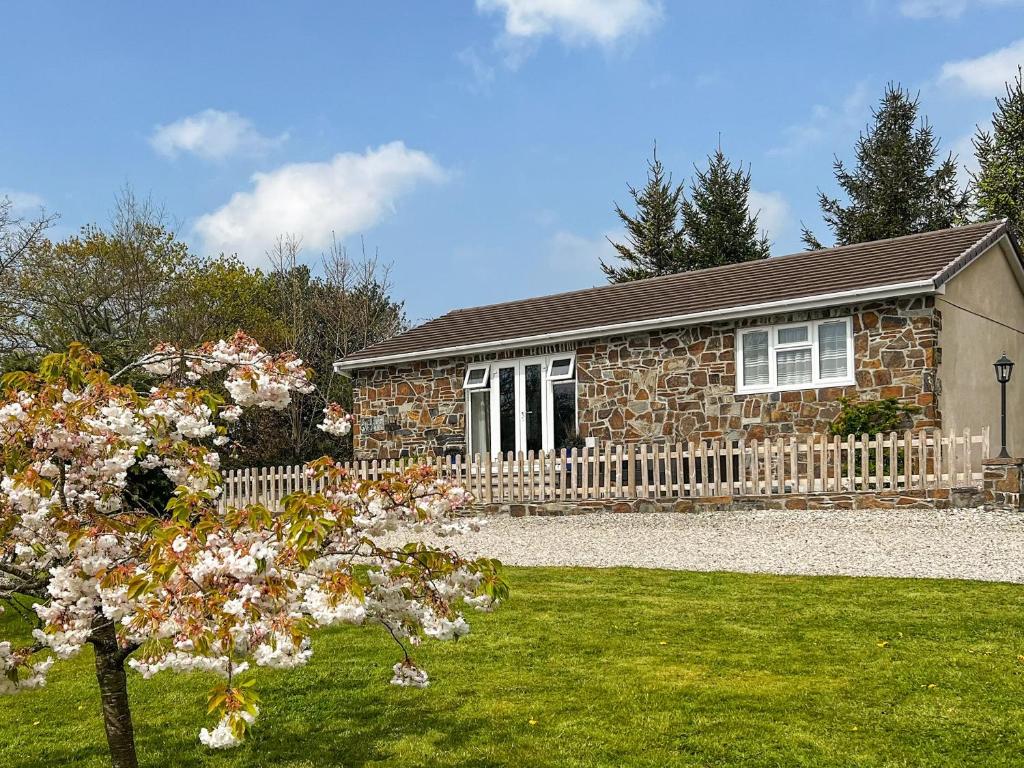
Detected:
left=2, top=1, right=1023, bottom=324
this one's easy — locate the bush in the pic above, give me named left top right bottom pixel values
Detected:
left=829, top=396, right=921, bottom=477
left=828, top=396, right=920, bottom=438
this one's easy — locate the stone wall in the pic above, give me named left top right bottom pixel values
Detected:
left=352, top=297, right=941, bottom=458
left=472, top=487, right=989, bottom=517
left=353, top=358, right=466, bottom=458
left=352, top=341, right=576, bottom=458
left=982, top=458, right=1024, bottom=510
left=576, top=297, right=940, bottom=443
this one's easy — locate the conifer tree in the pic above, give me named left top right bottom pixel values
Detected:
left=802, top=84, right=969, bottom=249
left=679, top=147, right=769, bottom=269
left=602, top=146, right=688, bottom=282
left=972, top=66, right=1024, bottom=230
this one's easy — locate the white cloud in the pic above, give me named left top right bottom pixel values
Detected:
left=195, top=142, right=447, bottom=261
left=768, top=82, right=870, bottom=156
left=747, top=190, right=792, bottom=247
left=0, top=189, right=45, bottom=215
left=544, top=229, right=618, bottom=286
left=899, top=0, right=1021, bottom=18
left=150, top=109, right=287, bottom=161
left=476, top=0, right=661, bottom=46
left=457, top=46, right=497, bottom=92
left=939, top=38, right=1024, bottom=95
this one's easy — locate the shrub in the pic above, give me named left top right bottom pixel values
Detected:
left=828, top=396, right=920, bottom=438
left=829, top=396, right=921, bottom=477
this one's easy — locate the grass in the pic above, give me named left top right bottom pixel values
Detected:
left=3, top=567, right=1024, bottom=767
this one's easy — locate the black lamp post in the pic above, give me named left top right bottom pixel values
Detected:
left=995, top=353, right=1015, bottom=459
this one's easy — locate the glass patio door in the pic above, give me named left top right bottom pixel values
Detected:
left=491, top=359, right=546, bottom=456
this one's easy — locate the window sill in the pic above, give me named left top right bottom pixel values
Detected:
left=735, top=378, right=857, bottom=396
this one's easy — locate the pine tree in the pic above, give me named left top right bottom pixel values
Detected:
left=802, top=84, right=969, bottom=249
left=972, top=66, right=1024, bottom=230
left=679, top=147, right=770, bottom=269
left=602, top=146, right=689, bottom=283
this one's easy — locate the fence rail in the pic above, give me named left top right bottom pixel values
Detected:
left=220, top=428, right=989, bottom=509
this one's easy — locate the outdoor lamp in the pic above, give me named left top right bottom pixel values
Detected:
left=995, top=353, right=1014, bottom=459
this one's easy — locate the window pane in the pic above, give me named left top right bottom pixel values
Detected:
left=777, top=348, right=812, bottom=385
left=498, top=366, right=516, bottom=454
left=465, top=367, right=487, bottom=387
left=742, top=331, right=769, bottom=386
left=552, top=381, right=577, bottom=450
left=777, top=326, right=809, bottom=344
left=525, top=363, right=542, bottom=453
left=549, top=357, right=573, bottom=378
left=818, top=321, right=848, bottom=379
left=468, top=391, right=490, bottom=454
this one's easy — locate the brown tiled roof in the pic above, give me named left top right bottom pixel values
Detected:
left=339, top=220, right=1013, bottom=368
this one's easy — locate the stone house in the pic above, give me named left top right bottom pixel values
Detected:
left=335, top=221, right=1024, bottom=459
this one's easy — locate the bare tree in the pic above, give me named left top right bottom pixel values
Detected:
left=0, top=196, right=56, bottom=357
left=248, top=233, right=407, bottom=464
left=318, top=233, right=406, bottom=363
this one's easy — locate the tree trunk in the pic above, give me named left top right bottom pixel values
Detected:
left=90, top=618, right=139, bottom=768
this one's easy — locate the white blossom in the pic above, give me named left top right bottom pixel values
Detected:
left=390, top=660, right=429, bottom=688
left=0, top=333, right=500, bottom=753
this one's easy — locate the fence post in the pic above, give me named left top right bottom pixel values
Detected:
left=735, top=439, right=746, bottom=496
left=748, top=439, right=758, bottom=495
left=725, top=440, right=735, bottom=497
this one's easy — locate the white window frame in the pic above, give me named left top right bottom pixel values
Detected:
left=546, top=353, right=576, bottom=381
left=463, top=364, right=490, bottom=390
left=463, top=353, right=578, bottom=456
left=736, top=317, right=855, bottom=394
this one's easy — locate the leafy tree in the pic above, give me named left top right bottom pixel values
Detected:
left=972, top=66, right=1024, bottom=230
left=0, top=336, right=504, bottom=768
left=159, top=256, right=282, bottom=350
left=802, top=85, right=969, bottom=249
left=602, top=145, right=689, bottom=282
left=679, top=147, right=770, bottom=269
left=0, top=192, right=193, bottom=372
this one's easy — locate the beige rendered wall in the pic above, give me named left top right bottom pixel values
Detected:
left=938, top=240, right=1024, bottom=455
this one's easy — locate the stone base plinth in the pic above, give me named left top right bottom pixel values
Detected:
left=982, top=457, right=1024, bottom=510
left=474, top=487, right=994, bottom=517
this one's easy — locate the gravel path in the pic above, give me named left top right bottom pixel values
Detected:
left=396, top=509, right=1024, bottom=583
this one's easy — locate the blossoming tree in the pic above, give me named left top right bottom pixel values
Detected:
left=0, top=333, right=504, bottom=768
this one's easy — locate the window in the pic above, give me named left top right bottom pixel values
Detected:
left=463, top=364, right=489, bottom=389
left=464, top=365, right=492, bottom=455
left=547, top=355, right=575, bottom=381
left=551, top=381, right=577, bottom=451
left=774, top=324, right=812, bottom=386
left=818, top=321, right=849, bottom=379
left=464, top=353, right=578, bottom=456
left=467, top=391, right=490, bottom=454
left=741, top=330, right=769, bottom=387
left=737, top=318, right=853, bottom=393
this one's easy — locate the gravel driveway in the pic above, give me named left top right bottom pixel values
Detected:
left=400, top=509, right=1024, bottom=583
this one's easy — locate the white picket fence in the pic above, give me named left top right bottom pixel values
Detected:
left=220, top=427, right=989, bottom=508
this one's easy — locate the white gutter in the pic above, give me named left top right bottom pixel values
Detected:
left=333, top=278, right=938, bottom=372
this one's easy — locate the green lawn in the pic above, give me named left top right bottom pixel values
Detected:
left=3, top=567, right=1024, bottom=767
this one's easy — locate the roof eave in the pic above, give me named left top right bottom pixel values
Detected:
left=334, top=278, right=938, bottom=372
left=932, top=219, right=1009, bottom=288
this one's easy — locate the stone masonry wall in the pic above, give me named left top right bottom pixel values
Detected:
left=353, top=358, right=465, bottom=458
left=576, top=297, right=940, bottom=444
left=352, top=297, right=941, bottom=458
left=352, top=341, right=576, bottom=458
